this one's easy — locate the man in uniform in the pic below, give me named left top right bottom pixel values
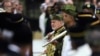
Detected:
left=61, top=4, right=99, bottom=56
left=45, top=14, right=66, bottom=56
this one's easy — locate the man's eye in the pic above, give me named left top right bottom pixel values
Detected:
left=64, top=15, right=67, bottom=17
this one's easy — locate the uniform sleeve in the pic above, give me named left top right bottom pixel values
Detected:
left=0, top=12, right=6, bottom=27
left=8, top=13, right=24, bottom=23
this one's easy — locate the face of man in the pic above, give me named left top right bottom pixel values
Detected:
left=61, top=11, right=77, bottom=28
left=17, top=4, right=23, bottom=13
left=97, top=2, right=100, bottom=8
left=61, top=12, right=73, bottom=24
left=12, top=0, right=19, bottom=9
left=51, top=20, right=64, bottom=30
left=3, top=1, right=12, bottom=13
left=11, top=0, right=20, bottom=14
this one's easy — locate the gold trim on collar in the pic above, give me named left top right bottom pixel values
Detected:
left=56, top=26, right=65, bottom=33
left=78, top=14, right=92, bottom=17
left=15, top=17, right=24, bottom=23
left=54, top=26, right=66, bottom=37
left=91, top=20, right=100, bottom=26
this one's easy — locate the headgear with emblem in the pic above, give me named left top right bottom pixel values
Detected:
left=82, top=4, right=95, bottom=13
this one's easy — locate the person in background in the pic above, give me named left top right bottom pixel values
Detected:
left=0, top=0, right=16, bottom=56
left=39, top=0, right=64, bottom=37
left=2, top=0, right=12, bottom=13
left=0, top=0, right=32, bottom=56
left=77, top=4, right=99, bottom=27
left=39, top=2, right=47, bottom=37
left=9, top=1, right=32, bottom=56
left=85, top=23, right=100, bottom=56
left=61, top=3, right=99, bottom=56
left=43, top=6, right=53, bottom=36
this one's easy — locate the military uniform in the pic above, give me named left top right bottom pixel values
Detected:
left=46, top=14, right=66, bottom=56
left=68, top=13, right=98, bottom=49
left=0, top=12, right=32, bottom=46
left=46, top=26, right=66, bottom=56
left=61, top=4, right=99, bottom=49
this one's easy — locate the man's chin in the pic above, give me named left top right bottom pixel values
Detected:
left=52, top=28, right=56, bottom=31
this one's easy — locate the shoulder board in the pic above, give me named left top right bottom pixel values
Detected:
left=91, top=20, right=100, bottom=26
left=14, top=17, right=24, bottom=23
left=78, top=14, right=93, bottom=17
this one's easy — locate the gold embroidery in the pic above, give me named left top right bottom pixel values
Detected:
left=78, top=14, right=92, bottom=17
left=15, top=17, right=24, bottom=23
left=91, top=20, right=100, bottom=26
left=46, top=26, right=66, bottom=56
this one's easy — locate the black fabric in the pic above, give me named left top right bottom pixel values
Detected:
left=53, top=27, right=66, bottom=56
left=0, top=12, right=32, bottom=46
left=44, top=14, right=52, bottom=36
left=0, top=39, right=9, bottom=53
left=92, top=52, right=100, bottom=56
left=11, top=22, right=32, bottom=45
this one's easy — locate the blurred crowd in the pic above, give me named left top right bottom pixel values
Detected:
left=0, top=0, right=32, bottom=56
left=38, top=0, right=100, bottom=56
left=0, top=0, right=100, bottom=56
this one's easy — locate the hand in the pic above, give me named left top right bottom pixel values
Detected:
left=47, top=32, right=53, bottom=40
left=43, top=50, right=47, bottom=54
left=52, top=40, right=58, bottom=45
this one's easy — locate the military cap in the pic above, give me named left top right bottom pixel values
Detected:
left=50, top=14, right=63, bottom=21
left=82, top=4, right=95, bottom=11
left=61, top=4, right=76, bottom=16
left=77, top=12, right=99, bottom=26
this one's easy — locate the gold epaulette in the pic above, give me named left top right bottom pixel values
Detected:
left=56, top=26, right=65, bottom=33
left=78, top=14, right=92, bottom=17
left=91, top=20, right=100, bottom=26
left=14, top=17, right=24, bottom=23
left=54, top=26, right=66, bottom=36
